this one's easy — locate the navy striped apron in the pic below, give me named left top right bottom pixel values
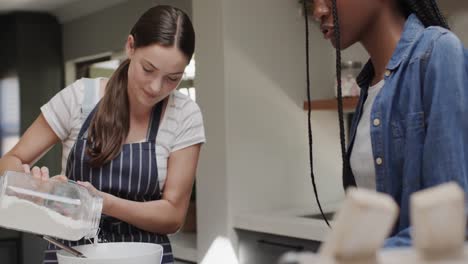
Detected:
left=43, top=82, right=173, bottom=263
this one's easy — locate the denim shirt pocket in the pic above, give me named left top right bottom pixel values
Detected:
left=405, top=112, right=425, bottom=132
left=391, top=112, right=425, bottom=157
left=391, top=112, right=426, bottom=192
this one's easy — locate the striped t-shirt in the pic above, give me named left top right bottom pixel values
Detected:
left=40, top=78, right=205, bottom=190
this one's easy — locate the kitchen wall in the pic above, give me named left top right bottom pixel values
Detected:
left=221, top=0, right=345, bottom=213
left=441, top=1, right=468, bottom=45
left=191, top=0, right=230, bottom=260
left=62, top=0, right=192, bottom=61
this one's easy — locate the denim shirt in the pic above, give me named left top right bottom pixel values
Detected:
left=346, top=14, right=468, bottom=247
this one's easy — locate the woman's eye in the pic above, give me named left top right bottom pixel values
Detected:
left=168, top=77, right=179, bottom=82
left=143, top=67, right=153, bottom=73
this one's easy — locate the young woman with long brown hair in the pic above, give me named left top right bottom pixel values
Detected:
left=0, top=5, right=204, bottom=263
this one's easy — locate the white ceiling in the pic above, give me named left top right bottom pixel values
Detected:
left=0, top=0, right=128, bottom=22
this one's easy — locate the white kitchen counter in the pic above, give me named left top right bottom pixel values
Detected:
left=280, top=245, right=468, bottom=264
left=234, top=202, right=342, bottom=242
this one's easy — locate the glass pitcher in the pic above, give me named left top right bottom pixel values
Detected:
left=0, top=171, right=102, bottom=241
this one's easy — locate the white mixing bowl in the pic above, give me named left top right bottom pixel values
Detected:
left=56, top=242, right=163, bottom=264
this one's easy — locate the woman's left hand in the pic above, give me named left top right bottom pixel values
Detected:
left=77, top=181, right=114, bottom=214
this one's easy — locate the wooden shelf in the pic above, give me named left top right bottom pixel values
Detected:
left=304, top=97, right=359, bottom=111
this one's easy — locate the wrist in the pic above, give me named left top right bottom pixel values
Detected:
left=101, top=192, right=116, bottom=215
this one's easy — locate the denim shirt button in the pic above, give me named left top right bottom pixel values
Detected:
left=373, top=118, right=381, bottom=127
left=376, top=157, right=383, bottom=165
left=384, top=70, right=391, bottom=77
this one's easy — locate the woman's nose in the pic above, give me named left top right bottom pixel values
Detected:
left=150, top=78, right=163, bottom=93
left=312, top=0, right=330, bottom=22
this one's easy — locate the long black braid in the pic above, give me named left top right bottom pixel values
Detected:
left=303, top=0, right=331, bottom=228
left=399, top=0, right=449, bottom=28
left=331, top=0, right=351, bottom=191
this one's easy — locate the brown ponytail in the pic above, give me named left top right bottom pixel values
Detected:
left=86, top=59, right=130, bottom=167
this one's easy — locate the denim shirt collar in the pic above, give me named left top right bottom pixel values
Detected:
left=356, top=14, right=425, bottom=88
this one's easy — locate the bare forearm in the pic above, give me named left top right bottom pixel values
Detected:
left=87, top=145, right=200, bottom=235
left=102, top=193, right=185, bottom=234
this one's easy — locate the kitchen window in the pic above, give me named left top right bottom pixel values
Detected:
left=0, top=76, right=21, bottom=156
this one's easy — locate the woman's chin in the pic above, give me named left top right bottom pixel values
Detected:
left=330, top=39, right=355, bottom=51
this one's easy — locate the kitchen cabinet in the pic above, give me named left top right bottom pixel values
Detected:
left=0, top=228, right=21, bottom=264
left=174, top=260, right=196, bottom=264
left=237, top=230, right=321, bottom=264
left=233, top=206, right=338, bottom=263
left=0, top=239, right=21, bottom=264
left=0, top=12, right=63, bottom=174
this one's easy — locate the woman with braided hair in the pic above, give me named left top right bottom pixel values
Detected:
left=310, top=0, right=468, bottom=246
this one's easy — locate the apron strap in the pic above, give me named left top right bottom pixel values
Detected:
left=147, top=100, right=164, bottom=142
left=78, top=78, right=100, bottom=139
left=81, top=78, right=99, bottom=120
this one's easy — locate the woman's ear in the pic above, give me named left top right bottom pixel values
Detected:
left=125, top=35, right=136, bottom=59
